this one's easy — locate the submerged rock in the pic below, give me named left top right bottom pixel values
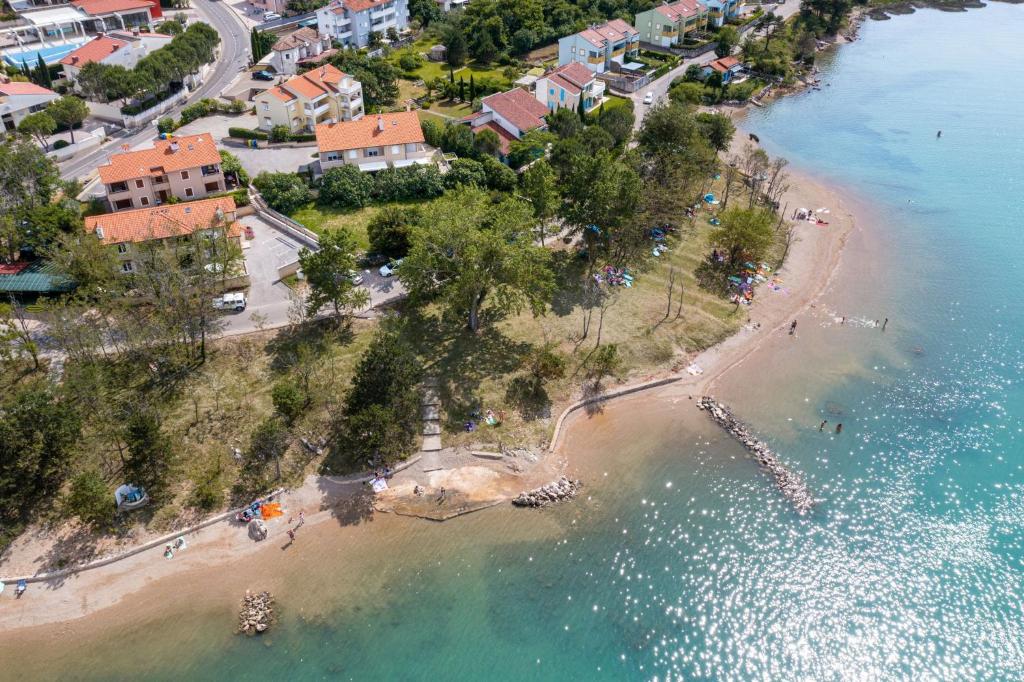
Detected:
left=512, top=476, right=582, bottom=508
left=697, top=396, right=816, bottom=515
left=238, top=590, right=275, bottom=635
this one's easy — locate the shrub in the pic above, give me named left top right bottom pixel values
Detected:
left=65, top=470, right=110, bottom=528
left=398, top=52, right=422, bottom=73
left=372, top=166, right=444, bottom=202
left=189, top=469, right=223, bottom=511
left=319, top=164, right=374, bottom=209
left=367, top=205, right=420, bottom=258
left=230, top=188, right=251, bottom=206
left=480, top=155, right=516, bottom=192
left=444, top=157, right=487, bottom=189
left=228, top=126, right=268, bottom=140
left=157, top=116, right=176, bottom=133
left=269, top=125, right=291, bottom=143
left=253, top=172, right=312, bottom=213
left=228, top=99, right=247, bottom=114
left=52, top=139, right=70, bottom=150
left=272, top=380, right=306, bottom=425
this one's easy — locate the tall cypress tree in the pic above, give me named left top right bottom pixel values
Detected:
left=469, top=73, right=476, bottom=101
left=458, top=76, right=465, bottom=102
left=36, top=54, right=52, bottom=89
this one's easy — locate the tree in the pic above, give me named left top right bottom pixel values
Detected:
left=219, top=149, right=249, bottom=186
left=409, top=0, right=442, bottom=26
left=526, top=343, right=566, bottom=387
left=695, top=111, right=736, bottom=152
left=442, top=121, right=475, bottom=157
left=298, top=227, right=370, bottom=319
left=272, top=380, right=306, bottom=425
left=331, top=330, right=422, bottom=469
left=709, top=207, right=775, bottom=265
left=548, top=106, right=583, bottom=139
left=0, top=300, right=40, bottom=370
left=157, top=19, right=184, bottom=35
left=367, top=205, right=419, bottom=258
left=444, top=157, right=487, bottom=188
left=520, top=159, right=558, bottom=244
left=386, top=27, right=399, bottom=43
left=670, top=81, right=705, bottom=106
left=512, top=27, right=537, bottom=55
left=684, top=63, right=704, bottom=82
left=44, top=229, right=122, bottom=298
left=319, top=165, right=375, bottom=209
left=507, top=129, right=555, bottom=168
left=16, top=200, right=81, bottom=253
left=47, top=96, right=89, bottom=144
left=444, top=26, right=468, bottom=67
left=400, top=187, right=554, bottom=332
left=715, top=25, right=740, bottom=58
left=252, top=172, right=311, bottom=213
left=473, top=30, right=497, bottom=64
left=480, top=155, right=516, bottom=191
left=597, top=104, right=634, bottom=147
left=473, top=127, right=501, bottom=157
left=248, top=416, right=290, bottom=481
left=34, top=53, right=52, bottom=89
left=66, top=470, right=110, bottom=528
left=469, top=73, right=476, bottom=101
left=0, top=137, right=59, bottom=258
left=123, top=409, right=174, bottom=502
left=459, top=75, right=465, bottom=101
left=18, top=111, right=56, bottom=150
left=588, top=343, right=620, bottom=386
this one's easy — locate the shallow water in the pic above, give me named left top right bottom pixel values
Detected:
left=9, top=6, right=1024, bottom=679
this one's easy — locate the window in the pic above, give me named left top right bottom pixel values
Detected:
left=560, top=89, right=565, bottom=102
left=366, top=148, right=380, bottom=157
left=262, top=102, right=270, bottom=111
left=181, top=170, right=190, bottom=180
left=549, top=88, right=554, bottom=95
left=135, top=179, right=145, bottom=189
left=121, top=261, right=134, bottom=273
left=109, top=181, right=128, bottom=193
left=153, top=175, right=167, bottom=184
left=205, top=181, right=220, bottom=192
left=140, top=196, right=150, bottom=206
left=185, top=187, right=194, bottom=197
left=326, top=152, right=340, bottom=161
left=116, top=243, right=129, bottom=254
left=390, top=145, right=400, bottom=154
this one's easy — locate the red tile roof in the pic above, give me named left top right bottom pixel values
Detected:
left=84, top=197, right=242, bottom=245
left=59, top=35, right=129, bottom=67
left=272, top=26, right=321, bottom=52
left=481, top=88, right=548, bottom=134
left=550, top=62, right=594, bottom=89
left=330, top=0, right=390, bottom=13
left=655, top=0, right=702, bottom=21
left=316, top=111, right=424, bottom=153
left=99, top=133, right=221, bottom=184
left=0, top=81, right=57, bottom=97
left=472, top=121, right=516, bottom=156
left=707, top=56, right=741, bottom=73
left=266, top=64, right=352, bottom=103
left=71, top=0, right=155, bottom=15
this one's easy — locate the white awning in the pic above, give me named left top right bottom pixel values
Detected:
left=23, top=6, right=87, bottom=26
left=391, top=158, right=415, bottom=168
left=357, top=160, right=388, bottom=172
left=392, top=157, right=433, bottom=168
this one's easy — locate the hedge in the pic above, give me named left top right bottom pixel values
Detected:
left=229, top=127, right=269, bottom=140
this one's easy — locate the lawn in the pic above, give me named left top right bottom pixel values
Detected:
left=420, top=98, right=473, bottom=119
left=389, top=45, right=519, bottom=88
left=289, top=198, right=442, bottom=252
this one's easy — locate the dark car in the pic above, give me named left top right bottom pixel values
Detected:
left=252, top=70, right=275, bottom=81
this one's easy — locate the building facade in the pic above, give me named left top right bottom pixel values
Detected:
left=84, top=196, right=243, bottom=275
left=634, top=0, right=707, bottom=48
left=253, top=64, right=363, bottom=134
left=98, top=133, right=225, bottom=211
left=59, top=30, right=172, bottom=83
left=0, top=81, right=58, bottom=132
left=557, top=19, right=639, bottom=74
left=269, top=27, right=333, bottom=76
left=316, top=111, right=431, bottom=172
left=315, top=0, right=409, bottom=50
left=534, top=62, right=605, bottom=114
left=463, top=87, right=549, bottom=160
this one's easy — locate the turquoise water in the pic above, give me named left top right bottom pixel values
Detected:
left=14, top=6, right=1024, bottom=679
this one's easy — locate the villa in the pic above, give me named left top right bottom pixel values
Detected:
left=316, top=111, right=432, bottom=172
left=534, top=62, right=605, bottom=114
left=59, top=30, right=172, bottom=83
left=253, top=64, right=364, bottom=134
left=0, top=80, right=58, bottom=133
left=463, top=87, right=549, bottom=159
left=702, top=55, right=743, bottom=83
left=557, top=19, right=639, bottom=74
left=269, top=27, right=334, bottom=76
left=98, top=133, right=225, bottom=211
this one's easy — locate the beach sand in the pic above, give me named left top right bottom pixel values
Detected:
left=0, top=127, right=863, bottom=645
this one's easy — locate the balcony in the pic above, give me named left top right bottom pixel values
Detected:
left=108, top=182, right=129, bottom=194
left=201, top=164, right=221, bottom=177
left=305, top=102, right=331, bottom=116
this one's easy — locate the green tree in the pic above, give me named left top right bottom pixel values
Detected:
left=695, top=111, right=736, bottom=152
left=252, top=172, right=311, bottom=213
left=34, top=53, right=52, bottom=89
left=709, top=207, right=775, bottom=265
left=123, top=409, right=174, bottom=501
left=319, top=165, right=374, bottom=209
left=386, top=27, right=399, bottom=42
left=298, top=227, right=370, bottom=319
left=251, top=27, right=274, bottom=62
left=367, top=205, right=419, bottom=258
left=44, top=229, right=122, bottom=298
left=18, top=110, right=56, bottom=150
left=670, top=81, right=705, bottom=106
left=400, top=187, right=554, bottom=332
left=597, top=104, right=634, bottom=147
left=248, top=416, right=290, bottom=480
left=588, top=343, right=621, bottom=385
left=368, top=31, right=383, bottom=49
left=473, top=127, right=501, bottom=157
left=511, top=27, right=537, bottom=55
left=684, top=63, right=703, bottom=82
left=272, top=380, right=306, bottom=425
left=521, top=159, right=558, bottom=244
left=444, top=26, right=468, bottom=67
left=560, top=150, right=643, bottom=260
left=0, top=301, right=40, bottom=370
left=219, top=149, right=249, bottom=186
left=507, top=129, right=555, bottom=168
left=458, top=75, right=466, bottom=101
left=409, top=0, right=442, bottom=25
left=442, top=121, right=475, bottom=157
left=527, top=342, right=566, bottom=387
left=715, top=25, right=740, bottom=58
left=0, top=137, right=59, bottom=258
left=157, top=19, right=184, bottom=35
left=65, top=470, right=110, bottom=528
left=548, top=106, right=583, bottom=139
left=47, top=96, right=89, bottom=144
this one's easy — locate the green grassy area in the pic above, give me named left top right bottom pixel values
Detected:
left=289, top=198, right=441, bottom=252
left=422, top=98, right=473, bottom=118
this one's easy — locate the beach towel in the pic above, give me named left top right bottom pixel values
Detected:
left=686, top=364, right=704, bottom=376
left=260, top=502, right=284, bottom=520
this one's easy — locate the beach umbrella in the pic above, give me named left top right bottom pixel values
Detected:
left=704, top=193, right=715, bottom=203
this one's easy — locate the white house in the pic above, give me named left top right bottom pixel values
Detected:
left=463, top=87, right=548, bottom=159
left=534, top=62, right=605, bottom=114
left=59, top=30, right=172, bottom=83
left=269, top=27, right=333, bottom=76
left=557, top=18, right=640, bottom=74
left=0, top=80, right=59, bottom=133
left=316, top=0, right=409, bottom=50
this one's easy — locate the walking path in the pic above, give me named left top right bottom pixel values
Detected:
left=420, top=377, right=444, bottom=470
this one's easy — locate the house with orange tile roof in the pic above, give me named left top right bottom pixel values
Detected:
left=84, top=196, right=243, bottom=276
left=315, top=0, right=409, bottom=49
left=634, top=0, right=709, bottom=48
left=0, top=81, right=58, bottom=133
left=534, top=62, right=606, bottom=114
left=253, top=64, right=363, bottom=134
left=269, top=27, right=334, bottom=76
left=461, top=88, right=548, bottom=160
left=98, top=133, right=225, bottom=211
left=316, top=111, right=431, bottom=172
left=702, top=55, right=743, bottom=83
left=71, top=0, right=161, bottom=32
left=59, top=30, right=172, bottom=84
left=558, top=19, right=640, bottom=74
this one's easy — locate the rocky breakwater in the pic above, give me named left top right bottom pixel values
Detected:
left=238, top=590, right=275, bottom=635
left=512, top=476, right=582, bottom=508
left=697, top=397, right=816, bottom=515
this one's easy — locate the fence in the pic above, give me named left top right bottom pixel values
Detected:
left=599, top=72, right=652, bottom=94
left=249, top=189, right=321, bottom=250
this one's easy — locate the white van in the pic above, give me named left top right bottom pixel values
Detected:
left=213, top=292, right=247, bottom=311
left=263, top=11, right=280, bottom=21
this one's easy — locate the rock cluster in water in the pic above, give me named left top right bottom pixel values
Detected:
left=238, top=590, right=274, bottom=635
left=697, top=397, right=815, bottom=515
left=512, top=476, right=581, bottom=508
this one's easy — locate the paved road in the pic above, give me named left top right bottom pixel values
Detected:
left=629, top=2, right=803, bottom=127
left=59, top=0, right=252, bottom=182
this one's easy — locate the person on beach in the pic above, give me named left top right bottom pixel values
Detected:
left=835, top=423, right=843, bottom=434
left=789, top=320, right=797, bottom=335
left=297, top=511, right=305, bottom=527
left=819, top=420, right=827, bottom=431
left=882, top=317, right=888, bottom=331
left=287, top=529, right=295, bottom=542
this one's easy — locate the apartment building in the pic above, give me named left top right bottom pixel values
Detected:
left=316, top=111, right=430, bottom=172
left=557, top=19, right=640, bottom=74
left=534, top=62, right=605, bottom=114
left=269, top=27, right=333, bottom=76
left=315, top=0, right=409, bottom=50
left=98, top=133, right=225, bottom=211
left=634, top=0, right=708, bottom=48
left=253, top=64, right=363, bottom=134
left=84, top=196, right=243, bottom=275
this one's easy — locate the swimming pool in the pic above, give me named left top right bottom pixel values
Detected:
left=2, top=40, right=88, bottom=69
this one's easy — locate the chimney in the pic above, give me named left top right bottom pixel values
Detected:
left=169, top=141, right=179, bottom=152
left=377, top=114, right=384, bottom=132
left=71, top=55, right=78, bottom=64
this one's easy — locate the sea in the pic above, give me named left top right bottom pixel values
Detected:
left=8, top=5, right=1024, bottom=679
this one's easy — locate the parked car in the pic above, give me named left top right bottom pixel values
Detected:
left=263, top=11, right=280, bottom=21
left=213, top=292, right=246, bottom=311
left=346, top=269, right=364, bottom=286
left=252, top=70, right=275, bottom=81
left=379, top=259, right=403, bottom=277
left=643, top=91, right=654, bottom=105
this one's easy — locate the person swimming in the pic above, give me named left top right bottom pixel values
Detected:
left=937, top=130, right=942, bottom=138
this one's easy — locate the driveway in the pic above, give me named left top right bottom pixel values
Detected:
left=173, top=113, right=321, bottom=176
